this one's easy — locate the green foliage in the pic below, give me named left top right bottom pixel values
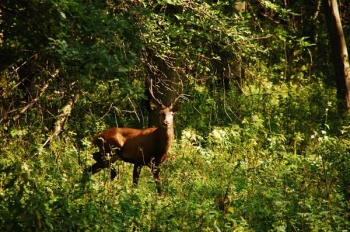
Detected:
left=2, top=78, right=350, bottom=230
left=1, top=0, right=350, bottom=231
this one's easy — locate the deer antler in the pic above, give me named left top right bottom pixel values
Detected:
left=172, top=79, right=189, bottom=105
left=149, top=79, right=164, bottom=106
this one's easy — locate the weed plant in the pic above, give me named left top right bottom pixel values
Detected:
left=1, top=82, right=350, bottom=231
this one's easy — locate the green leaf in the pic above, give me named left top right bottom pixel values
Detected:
left=60, top=11, right=66, bottom=19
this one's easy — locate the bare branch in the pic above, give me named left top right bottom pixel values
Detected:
left=10, top=69, right=60, bottom=122
left=128, top=97, right=140, bottom=122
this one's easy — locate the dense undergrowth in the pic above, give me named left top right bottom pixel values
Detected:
left=1, top=0, right=350, bottom=230
left=1, top=81, right=350, bottom=231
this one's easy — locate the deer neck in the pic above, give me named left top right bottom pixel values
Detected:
left=156, top=126, right=174, bottom=151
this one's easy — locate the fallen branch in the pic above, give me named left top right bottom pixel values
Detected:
left=42, top=92, right=80, bottom=148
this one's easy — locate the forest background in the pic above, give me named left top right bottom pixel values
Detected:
left=1, top=0, right=350, bottom=231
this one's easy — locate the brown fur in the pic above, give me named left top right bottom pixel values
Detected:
left=85, top=102, right=182, bottom=194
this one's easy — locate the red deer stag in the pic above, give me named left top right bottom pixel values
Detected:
left=84, top=87, right=182, bottom=194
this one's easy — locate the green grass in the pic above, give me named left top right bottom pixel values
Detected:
left=1, top=123, right=350, bottom=231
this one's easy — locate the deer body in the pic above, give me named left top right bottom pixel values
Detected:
left=85, top=102, right=181, bottom=194
left=93, top=126, right=173, bottom=165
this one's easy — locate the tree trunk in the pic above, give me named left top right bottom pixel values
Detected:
left=322, top=0, right=350, bottom=113
left=144, top=53, right=181, bottom=127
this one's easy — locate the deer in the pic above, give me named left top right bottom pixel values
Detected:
left=84, top=84, right=183, bottom=195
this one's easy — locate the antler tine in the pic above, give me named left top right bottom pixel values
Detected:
left=173, top=93, right=190, bottom=104
left=171, top=79, right=190, bottom=104
left=173, top=94, right=183, bottom=104
left=149, top=79, right=163, bottom=106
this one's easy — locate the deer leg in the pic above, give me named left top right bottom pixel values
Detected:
left=92, top=151, right=103, bottom=162
left=110, top=168, right=117, bottom=180
left=152, top=166, right=162, bottom=195
left=100, top=154, right=118, bottom=180
left=83, top=152, right=106, bottom=176
left=132, top=164, right=142, bottom=186
left=85, top=161, right=105, bottom=175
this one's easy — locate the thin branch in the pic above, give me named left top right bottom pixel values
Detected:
left=307, top=48, right=313, bottom=78
left=10, top=69, right=59, bottom=122
left=128, top=97, right=140, bottom=122
left=96, top=103, right=114, bottom=121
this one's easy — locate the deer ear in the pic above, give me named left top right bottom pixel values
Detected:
left=150, top=102, right=158, bottom=111
left=172, top=102, right=182, bottom=112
